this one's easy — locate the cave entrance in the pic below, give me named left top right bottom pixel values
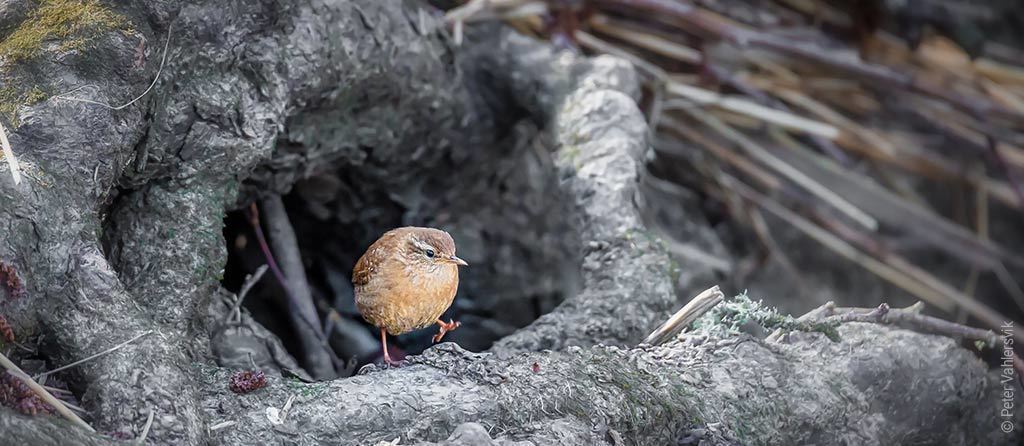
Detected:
left=220, top=124, right=582, bottom=374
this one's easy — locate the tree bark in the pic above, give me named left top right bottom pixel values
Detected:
left=0, top=0, right=1016, bottom=444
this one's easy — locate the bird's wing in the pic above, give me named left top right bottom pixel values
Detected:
left=353, top=230, right=403, bottom=287
left=352, top=249, right=376, bottom=287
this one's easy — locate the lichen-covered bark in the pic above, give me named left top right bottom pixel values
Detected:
left=491, top=48, right=678, bottom=353
left=0, top=0, right=489, bottom=442
left=199, top=324, right=1019, bottom=445
left=0, top=0, right=1014, bottom=444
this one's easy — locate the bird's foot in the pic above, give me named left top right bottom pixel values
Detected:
left=382, top=351, right=404, bottom=368
left=432, top=318, right=461, bottom=343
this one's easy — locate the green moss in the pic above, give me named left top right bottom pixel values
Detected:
left=560, top=351, right=701, bottom=440
left=667, top=258, right=680, bottom=283
left=0, top=85, right=47, bottom=126
left=0, top=0, right=127, bottom=62
left=23, top=86, right=46, bottom=104
left=286, top=377, right=328, bottom=399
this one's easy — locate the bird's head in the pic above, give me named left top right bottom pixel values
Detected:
left=403, top=227, right=468, bottom=270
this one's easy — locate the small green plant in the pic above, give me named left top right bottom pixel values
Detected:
left=692, top=293, right=840, bottom=341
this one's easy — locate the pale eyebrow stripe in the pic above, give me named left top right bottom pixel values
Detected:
left=411, top=239, right=434, bottom=251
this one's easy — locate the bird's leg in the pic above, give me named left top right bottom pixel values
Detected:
left=380, top=327, right=401, bottom=367
left=432, top=318, right=461, bottom=343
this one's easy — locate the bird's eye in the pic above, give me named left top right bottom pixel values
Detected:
left=424, top=248, right=435, bottom=258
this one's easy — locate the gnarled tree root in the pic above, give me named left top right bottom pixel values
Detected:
left=0, top=0, right=1016, bottom=444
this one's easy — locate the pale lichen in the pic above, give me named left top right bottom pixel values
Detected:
left=0, top=0, right=127, bottom=62
left=692, top=293, right=841, bottom=341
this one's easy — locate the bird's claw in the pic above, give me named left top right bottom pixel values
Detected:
left=432, top=319, right=461, bottom=343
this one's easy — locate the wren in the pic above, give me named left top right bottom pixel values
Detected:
left=353, top=226, right=468, bottom=365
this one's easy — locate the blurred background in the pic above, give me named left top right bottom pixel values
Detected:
left=223, top=0, right=1024, bottom=372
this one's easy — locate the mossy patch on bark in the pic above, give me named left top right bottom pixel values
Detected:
left=0, top=0, right=127, bottom=63
left=0, top=85, right=46, bottom=127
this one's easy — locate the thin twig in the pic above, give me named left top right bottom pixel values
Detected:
left=666, top=82, right=840, bottom=139
left=730, top=176, right=1023, bottom=342
left=226, top=264, right=269, bottom=324
left=467, top=1, right=547, bottom=22
left=993, top=262, right=1024, bottom=315
left=60, top=400, right=87, bottom=413
left=53, top=21, right=174, bottom=111
left=771, top=87, right=1021, bottom=209
left=209, top=420, right=236, bottom=432
left=280, top=394, right=296, bottom=424
left=756, top=109, right=1024, bottom=269
left=43, top=385, right=72, bottom=394
left=599, top=0, right=1021, bottom=119
left=247, top=204, right=289, bottom=298
left=960, top=170, right=1024, bottom=314
left=642, top=285, right=725, bottom=346
left=137, top=406, right=155, bottom=445
left=826, top=303, right=1002, bottom=347
left=589, top=14, right=702, bottom=64
left=35, top=331, right=153, bottom=379
left=745, top=203, right=804, bottom=285
left=246, top=204, right=331, bottom=342
left=0, top=351, right=95, bottom=432
left=684, top=109, right=878, bottom=231
left=251, top=199, right=336, bottom=379
left=0, top=121, right=22, bottom=185
left=984, top=134, right=1024, bottom=212
left=445, top=0, right=528, bottom=23
left=767, top=300, right=851, bottom=343
left=575, top=30, right=669, bottom=80
left=657, top=117, right=782, bottom=191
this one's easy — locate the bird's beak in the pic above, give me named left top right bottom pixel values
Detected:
left=449, top=255, right=468, bottom=266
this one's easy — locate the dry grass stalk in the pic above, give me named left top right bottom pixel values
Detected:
left=728, top=176, right=952, bottom=313
left=574, top=30, right=668, bottom=79
left=666, top=82, right=840, bottom=139
left=658, top=117, right=782, bottom=191
left=35, top=330, right=153, bottom=380
left=53, top=21, right=174, bottom=111
left=588, top=14, right=701, bottom=64
left=642, top=285, right=725, bottom=346
left=771, top=87, right=1022, bottom=209
left=475, top=0, right=1024, bottom=337
left=730, top=176, right=1021, bottom=341
left=0, top=351, right=95, bottom=432
left=0, top=121, right=21, bottom=185
left=681, top=109, right=878, bottom=230
left=974, top=58, right=1024, bottom=86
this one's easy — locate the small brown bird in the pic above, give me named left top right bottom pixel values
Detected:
left=353, top=226, right=468, bottom=365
